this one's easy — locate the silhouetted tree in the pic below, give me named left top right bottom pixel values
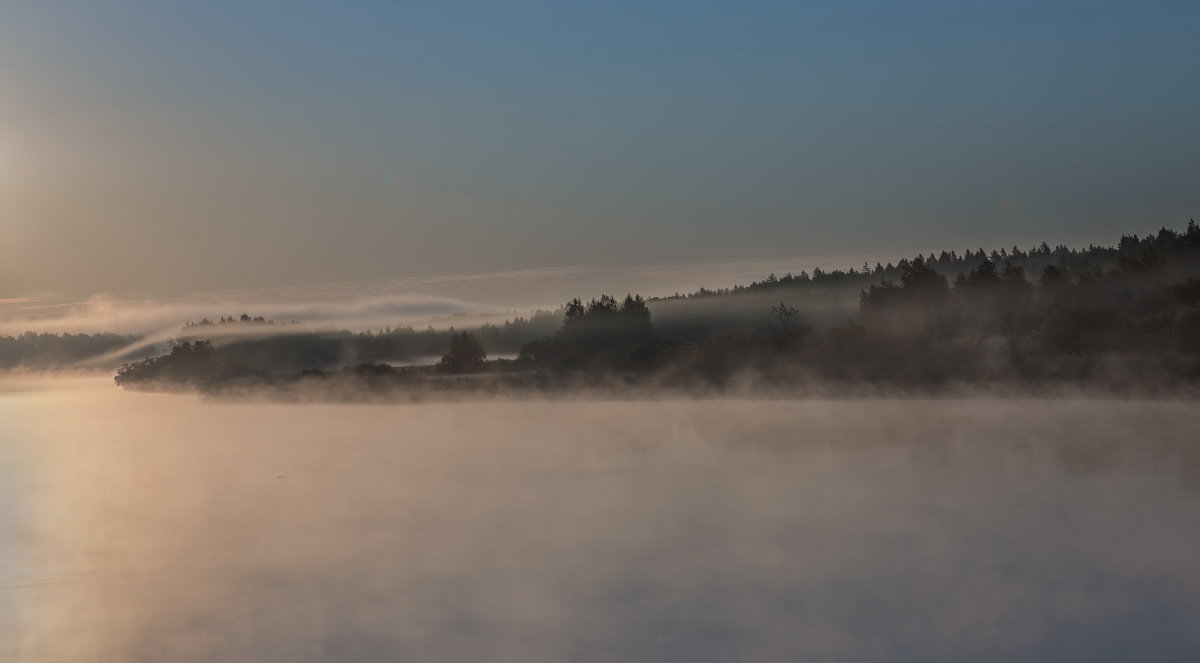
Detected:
left=764, top=301, right=810, bottom=350
left=439, top=331, right=487, bottom=372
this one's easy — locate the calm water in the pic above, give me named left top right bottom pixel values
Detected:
left=2, top=378, right=1199, bottom=662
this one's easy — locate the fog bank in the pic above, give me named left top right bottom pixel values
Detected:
left=3, top=379, right=1200, bottom=661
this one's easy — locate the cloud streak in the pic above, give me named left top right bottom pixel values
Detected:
left=0, top=253, right=889, bottom=337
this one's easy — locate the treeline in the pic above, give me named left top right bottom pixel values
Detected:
left=184, top=314, right=287, bottom=326
left=518, top=295, right=658, bottom=371
left=675, top=224, right=1200, bottom=386
left=115, top=222, right=1200, bottom=394
left=0, top=331, right=142, bottom=370
left=658, top=221, right=1200, bottom=301
left=0, top=310, right=560, bottom=373
left=643, top=223, right=1200, bottom=345
left=115, top=311, right=562, bottom=383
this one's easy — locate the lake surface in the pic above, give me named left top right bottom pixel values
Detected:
left=2, top=377, right=1199, bottom=661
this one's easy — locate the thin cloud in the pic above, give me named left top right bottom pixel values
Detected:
left=0, top=253, right=892, bottom=337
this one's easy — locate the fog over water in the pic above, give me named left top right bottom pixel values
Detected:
left=3, top=378, right=1200, bottom=661
left=0, top=252, right=884, bottom=337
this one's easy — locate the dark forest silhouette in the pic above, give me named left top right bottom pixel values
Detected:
left=439, top=331, right=488, bottom=372
left=0, top=331, right=142, bottom=369
left=14, top=222, right=1200, bottom=393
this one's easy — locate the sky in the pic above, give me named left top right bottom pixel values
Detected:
left=1, top=0, right=1198, bottom=304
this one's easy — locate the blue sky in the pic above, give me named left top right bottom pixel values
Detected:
left=2, top=1, right=1197, bottom=298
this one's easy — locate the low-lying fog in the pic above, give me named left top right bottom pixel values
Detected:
left=3, top=378, right=1199, bottom=661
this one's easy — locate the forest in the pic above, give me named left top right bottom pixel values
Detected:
left=103, top=222, right=1200, bottom=396
left=0, top=331, right=141, bottom=370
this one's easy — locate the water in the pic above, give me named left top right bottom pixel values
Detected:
left=3, top=377, right=1199, bottom=661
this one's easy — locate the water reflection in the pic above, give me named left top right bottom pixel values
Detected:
left=3, top=379, right=1199, bottom=661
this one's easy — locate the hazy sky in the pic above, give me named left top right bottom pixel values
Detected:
left=2, top=1, right=1197, bottom=299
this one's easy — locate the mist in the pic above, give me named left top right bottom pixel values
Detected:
left=6, top=1, right=1200, bottom=659
left=0, top=252, right=891, bottom=337
left=4, top=377, right=1200, bottom=662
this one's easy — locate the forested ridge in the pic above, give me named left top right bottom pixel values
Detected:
left=107, top=222, right=1200, bottom=395
left=0, top=331, right=141, bottom=370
